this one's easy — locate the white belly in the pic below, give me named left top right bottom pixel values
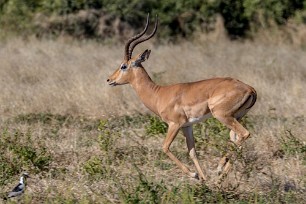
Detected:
left=182, top=113, right=212, bottom=127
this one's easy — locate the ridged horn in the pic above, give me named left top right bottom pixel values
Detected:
left=124, top=14, right=150, bottom=60
left=128, top=15, right=158, bottom=59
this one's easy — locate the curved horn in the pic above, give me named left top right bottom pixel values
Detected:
left=124, top=14, right=150, bottom=60
left=128, top=15, right=158, bottom=59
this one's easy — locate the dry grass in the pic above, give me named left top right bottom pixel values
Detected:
left=0, top=37, right=305, bottom=118
left=0, top=37, right=305, bottom=203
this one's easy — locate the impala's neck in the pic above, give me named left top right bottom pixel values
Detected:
left=130, top=68, right=160, bottom=114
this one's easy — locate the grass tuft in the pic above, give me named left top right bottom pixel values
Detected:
left=145, top=115, right=168, bottom=136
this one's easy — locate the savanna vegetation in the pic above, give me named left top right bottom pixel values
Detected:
left=0, top=0, right=306, bottom=203
left=0, top=0, right=306, bottom=40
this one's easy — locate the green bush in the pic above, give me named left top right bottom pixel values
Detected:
left=83, top=156, right=106, bottom=180
left=280, top=130, right=306, bottom=160
left=244, top=0, right=305, bottom=25
left=145, top=115, right=168, bottom=136
left=98, top=119, right=119, bottom=152
left=119, top=167, right=168, bottom=204
left=0, top=128, right=52, bottom=186
left=1, top=0, right=306, bottom=39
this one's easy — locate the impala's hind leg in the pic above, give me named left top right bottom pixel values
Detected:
left=215, top=98, right=254, bottom=176
left=217, top=130, right=237, bottom=175
left=215, top=115, right=250, bottom=181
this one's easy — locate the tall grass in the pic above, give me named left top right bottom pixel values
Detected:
left=0, top=37, right=305, bottom=118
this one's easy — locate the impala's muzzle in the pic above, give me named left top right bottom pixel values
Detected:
left=107, top=79, right=117, bottom=86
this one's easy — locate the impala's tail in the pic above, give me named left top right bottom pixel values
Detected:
left=246, top=89, right=257, bottom=110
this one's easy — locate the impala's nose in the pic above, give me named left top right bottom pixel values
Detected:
left=107, top=79, right=110, bottom=82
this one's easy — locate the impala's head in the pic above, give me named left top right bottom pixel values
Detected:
left=107, top=14, right=158, bottom=86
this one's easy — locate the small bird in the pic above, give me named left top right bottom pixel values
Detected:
left=6, top=172, right=30, bottom=199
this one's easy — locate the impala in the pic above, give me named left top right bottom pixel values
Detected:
left=107, top=14, right=257, bottom=181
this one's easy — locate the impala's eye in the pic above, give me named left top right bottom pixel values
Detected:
left=121, top=64, right=127, bottom=70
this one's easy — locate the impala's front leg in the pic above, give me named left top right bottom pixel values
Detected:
left=182, top=126, right=207, bottom=181
left=162, top=123, right=198, bottom=179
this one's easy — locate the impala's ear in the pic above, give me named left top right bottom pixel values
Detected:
left=134, top=49, right=151, bottom=66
